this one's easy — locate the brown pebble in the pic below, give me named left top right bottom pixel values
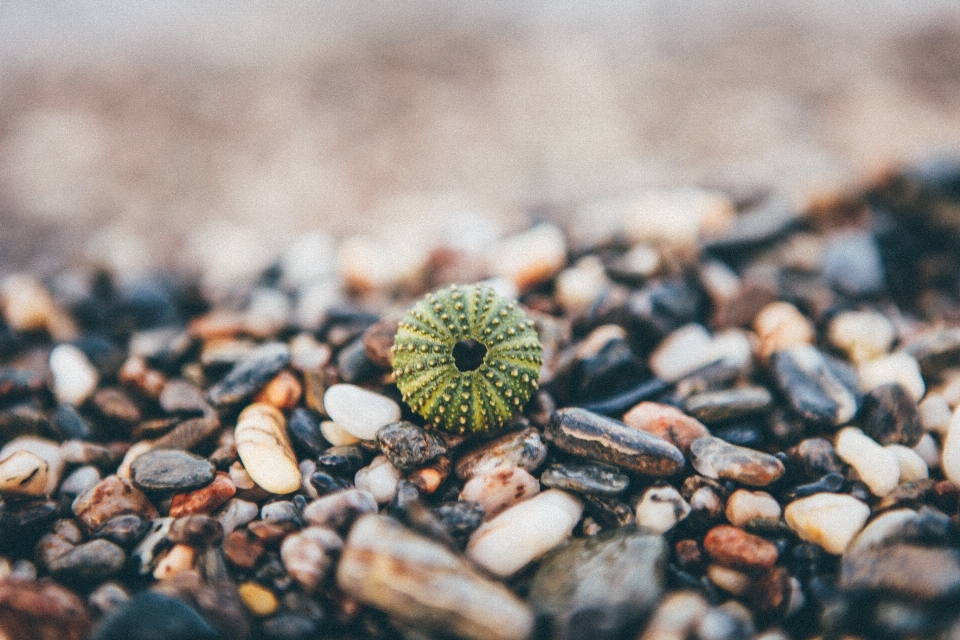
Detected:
left=408, top=456, right=451, bottom=494
left=302, top=370, right=328, bottom=414
left=72, top=475, right=158, bottom=532
left=0, top=576, right=91, bottom=640
left=223, top=530, right=265, bottom=569
left=118, top=356, right=167, bottom=398
left=703, top=524, right=778, bottom=570
left=169, top=472, right=236, bottom=517
left=622, top=401, right=710, bottom=454
left=168, top=515, right=224, bottom=547
left=92, top=388, right=143, bottom=428
left=362, top=318, right=399, bottom=368
left=254, top=370, right=303, bottom=410
left=188, top=309, right=247, bottom=340
left=746, top=566, right=791, bottom=615
left=675, top=539, right=702, bottom=567
left=248, top=520, right=298, bottom=544
left=152, top=416, right=221, bottom=452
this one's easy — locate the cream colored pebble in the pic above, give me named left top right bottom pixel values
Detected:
left=235, top=402, right=301, bottom=494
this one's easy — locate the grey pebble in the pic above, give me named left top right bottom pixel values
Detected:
left=315, top=445, right=367, bottom=476
left=59, top=465, right=102, bottom=497
left=539, top=461, right=630, bottom=496
left=841, top=544, right=960, bottom=601
left=53, top=402, right=93, bottom=440
left=130, top=449, right=215, bottom=492
left=375, top=421, right=446, bottom=472
left=685, top=386, right=773, bottom=423
left=788, top=437, right=845, bottom=481
left=131, top=517, right=173, bottom=575
left=261, top=500, right=302, bottom=525
left=48, top=539, right=126, bottom=580
left=151, top=416, right=220, bottom=451
left=454, top=425, right=547, bottom=479
left=770, top=345, right=861, bottom=426
left=860, top=383, right=923, bottom=447
left=159, top=379, right=211, bottom=415
left=690, top=436, right=785, bottom=487
left=92, top=514, right=151, bottom=549
left=206, top=341, right=291, bottom=407
left=215, top=498, right=259, bottom=535
left=433, top=501, right=485, bottom=542
left=302, top=488, right=378, bottom=533
left=823, top=232, right=885, bottom=297
left=546, top=407, right=684, bottom=476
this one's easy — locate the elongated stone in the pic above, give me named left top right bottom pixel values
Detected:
left=130, top=449, right=215, bottom=493
left=770, top=345, right=860, bottom=426
left=234, top=403, right=301, bottom=494
left=338, top=514, right=534, bottom=640
left=684, top=387, right=773, bottom=423
left=690, top=436, right=785, bottom=486
left=539, top=461, right=629, bottom=496
left=207, top=342, right=291, bottom=407
left=546, top=408, right=684, bottom=476
left=835, top=427, right=900, bottom=497
left=323, top=384, right=401, bottom=440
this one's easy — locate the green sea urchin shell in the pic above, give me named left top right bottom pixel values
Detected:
left=390, top=283, right=543, bottom=434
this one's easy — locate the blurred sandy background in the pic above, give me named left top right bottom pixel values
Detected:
left=3, top=1, right=960, bottom=278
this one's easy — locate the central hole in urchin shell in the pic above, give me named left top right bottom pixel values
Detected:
left=453, top=339, right=487, bottom=372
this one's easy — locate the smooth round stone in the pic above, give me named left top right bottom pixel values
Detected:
left=234, top=402, right=301, bottom=494
left=158, top=379, right=209, bottom=415
left=753, top=301, right=815, bottom=361
left=460, top=465, right=540, bottom=519
left=354, top=455, right=402, bottom=504
left=47, top=539, right=126, bottom=580
left=913, top=433, right=940, bottom=470
left=53, top=402, right=93, bottom=440
left=859, top=383, right=923, bottom=447
left=206, top=341, right=291, bottom=407
left=243, top=287, right=291, bottom=339
left=703, top=525, right=778, bottom=570
left=375, top=421, right=446, bottom=472
left=941, top=407, right=960, bottom=486
left=60, top=465, right=102, bottom=497
left=547, top=408, right=684, bottom=476
left=339, top=514, right=534, bottom=640
left=315, top=445, right=366, bottom=475
left=638, top=591, right=709, bottom=640
left=827, top=310, right=895, bottom=364
left=725, top=489, right=781, bottom=527
left=858, top=352, right=925, bottom=403
left=92, top=591, right=219, bottom=640
left=130, top=449, right=215, bottom=493
left=770, top=344, right=860, bottom=426
left=648, top=324, right=714, bottom=382
left=73, top=475, right=158, bottom=532
left=918, top=393, right=952, bottom=435
left=323, top=384, right=401, bottom=441
left=215, top=498, right=259, bottom=535
left=886, top=444, right=929, bottom=483
left=835, top=427, right=900, bottom=497
left=841, top=542, right=960, bottom=601
left=684, top=387, right=773, bottom=424
left=467, top=489, right=583, bottom=577
left=622, top=187, right=735, bottom=244
left=539, top=461, right=629, bottom=496
left=634, top=485, right=691, bottom=534
left=92, top=514, right=151, bottom=549
left=49, top=344, right=99, bottom=406
left=622, top=401, right=709, bottom=454
left=319, top=420, right=361, bottom=446
left=280, top=526, right=344, bottom=592
left=1, top=274, right=78, bottom=340
left=0, top=436, right=63, bottom=496
left=0, top=449, right=48, bottom=496
left=784, top=493, right=870, bottom=555
left=555, top=258, right=609, bottom=316
left=689, top=436, right=785, bottom=487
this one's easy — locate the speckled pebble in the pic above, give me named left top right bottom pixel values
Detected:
left=690, top=436, right=785, bottom=486
left=859, top=383, right=923, bottom=447
left=72, top=475, right=158, bottom=532
left=835, top=427, right=900, bottom=496
left=323, top=384, right=401, bottom=440
left=784, top=492, right=870, bottom=555
left=454, top=426, right=547, bottom=479
left=130, top=449, right=215, bottom=493
left=375, top=420, right=446, bottom=472
left=460, top=464, right=540, bottom=518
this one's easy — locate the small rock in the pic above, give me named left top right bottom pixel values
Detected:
left=918, top=393, right=952, bottom=435
left=547, top=408, right=685, bottom=476
left=151, top=416, right=220, bottom=452
left=87, top=582, right=130, bottom=617
left=169, top=472, right=237, bottom=517
left=286, top=408, right=327, bottom=458
left=92, top=514, right=151, bottom=549
left=152, top=544, right=195, bottom=581
left=684, top=387, right=773, bottom=424
left=858, top=352, right=925, bottom=403
left=0, top=274, right=78, bottom=340
left=903, top=327, right=960, bottom=378
left=753, top=302, right=815, bottom=361
left=206, top=342, right=291, bottom=407
left=649, top=324, right=750, bottom=382
left=460, top=465, right=540, bottom=518
left=318, top=420, right=360, bottom=446
left=323, top=384, right=401, bottom=441
left=0, top=450, right=48, bottom=496
left=784, top=493, right=870, bottom=555
left=707, top=564, right=751, bottom=595
left=489, top=223, right=567, bottom=291
left=841, top=543, right=960, bottom=601
left=789, top=437, right=845, bottom=481
left=827, top=310, right=895, bottom=364
left=339, top=514, right=534, bottom=640
left=555, top=258, right=610, bottom=316
left=167, top=515, right=223, bottom=547
left=72, top=475, right=158, bottom=532
left=823, top=231, right=885, bottom=296
left=234, top=403, right=301, bottom=494
left=91, top=591, right=219, bottom=640
left=49, top=344, right=99, bottom=406
left=280, top=526, right=344, bottom=592
left=130, top=449, right=215, bottom=493
left=835, top=427, right=900, bottom=496
left=622, top=187, right=735, bottom=244
left=243, top=287, right=291, bottom=339
left=941, top=407, right=960, bottom=486
left=215, top=498, right=259, bottom=535
left=354, top=455, right=402, bottom=504
left=539, top=461, right=629, bottom=496
left=637, top=591, right=709, bottom=640
left=0, top=576, right=91, bottom=640
left=302, top=488, right=378, bottom=533
left=454, top=426, right=547, bottom=479
left=622, top=401, right=710, bottom=454
left=466, top=489, right=583, bottom=577
left=703, top=525, right=778, bottom=569
left=634, top=484, right=691, bottom=534
left=52, top=402, right=94, bottom=440
left=60, top=465, right=102, bottom=497
left=238, top=581, right=278, bottom=617
left=91, top=388, right=142, bottom=429
left=0, top=437, right=63, bottom=495
left=859, top=383, right=923, bottom=447
left=159, top=379, right=210, bottom=415
left=375, top=421, right=446, bottom=472
left=222, top=530, right=265, bottom=569
left=770, top=344, right=860, bottom=426
left=725, top=489, right=782, bottom=527
left=690, top=436, right=785, bottom=487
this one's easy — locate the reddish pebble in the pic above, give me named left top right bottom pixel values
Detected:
left=188, top=309, right=247, bottom=340
left=408, top=456, right=451, bottom=494
left=248, top=520, right=298, bottom=544
left=72, top=475, right=158, bottom=531
left=0, top=577, right=92, bottom=640
left=674, top=539, right=702, bottom=567
left=169, top=472, right=236, bottom=517
left=223, top=529, right=265, bottom=569
left=255, top=370, right=303, bottom=410
left=622, top=402, right=709, bottom=454
left=703, top=524, right=779, bottom=570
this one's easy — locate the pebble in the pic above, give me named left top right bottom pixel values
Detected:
left=47, top=539, right=126, bottom=580
left=238, top=581, right=278, bottom=617
left=280, top=526, right=344, bottom=592
left=622, top=401, right=710, bottom=454
left=215, top=498, right=259, bottom=535
left=539, top=461, right=629, bottom=496
left=158, top=379, right=209, bottom=415
left=152, top=543, right=195, bottom=580
left=91, top=387, right=142, bottom=429
left=375, top=421, right=446, bottom=472
left=858, top=352, right=925, bottom=403
left=489, top=223, right=567, bottom=291
left=354, top=455, right=403, bottom=504
left=886, top=444, right=930, bottom=483
left=707, top=564, right=751, bottom=595
left=941, top=406, right=960, bottom=486
left=827, top=309, right=895, bottom=364
left=528, top=527, right=667, bottom=640
left=243, top=287, right=291, bottom=339
left=0, top=576, right=91, bottom=640
left=130, top=518, right=173, bottom=575
left=72, top=475, right=158, bottom=532
left=87, top=582, right=130, bottom=617
left=49, top=344, right=99, bottom=406
left=684, top=387, right=773, bottom=424
left=286, top=408, right=327, bottom=458
left=322, top=384, right=401, bottom=441
left=753, top=301, right=815, bottom=361
left=649, top=324, right=743, bottom=382
left=338, top=514, right=534, bottom=640
left=903, top=327, right=960, bottom=378
left=554, top=258, right=610, bottom=316
left=302, top=488, right=378, bottom=533
left=91, top=591, right=219, bottom=640
left=169, top=472, right=237, bottom=517
left=466, top=489, right=583, bottom=577
left=315, top=445, right=366, bottom=476
left=841, top=541, right=960, bottom=601
left=918, top=393, right=952, bottom=435
left=454, top=426, right=547, bottom=479
left=222, top=530, right=265, bottom=569
left=206, top=342, right=291, bottom=407
left=459, top=465, right=540, bottom=518
left=638, top=591, right=709, bottom=640
left=622, top=187, right=735, bottom=244
left=703, top=525, right=778, bottom=569
left=167, top=515, right=223, bottom=547
left=770, top=344, right=860, bottom=426
left=318, top=420, right=360, bottom=446
left=59, top=465, right=102, bottom=497
left=234, top=402, right=301, bottom=494
left=634, top=484, right=691, bottom=534
left=823, top=231, right=885, bottom=296
left=151, top=416, right=220, bottom=452
left=0, top=449, right=49, bottom=496
left=547, top=408, right=685, bottom=476
left=92, top=514, right=150, bottom=549
left=725, top=489, right=782, bottom=527
left=0, top=437, right=64, bottom=496
left=53, top=402, right=94, bottom=440
left=0, top=274, right=78, bottom=340
left=784, top=493, right=870, bottom=555
left=690, top=436, right=785, bottom=487
left=835, top=427, right=900, bottom=496
left=130, top=449, right=215, bottom=493
left=859, top=383, right=923, bottom=447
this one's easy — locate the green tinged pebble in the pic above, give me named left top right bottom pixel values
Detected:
left=391, top=283, right=542, bottom=434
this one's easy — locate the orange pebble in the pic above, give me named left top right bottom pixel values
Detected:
left=169, top=472, right=236, bottom=517
left=255, top=370, right=302, bottom=410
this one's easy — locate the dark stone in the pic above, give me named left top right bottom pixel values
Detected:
left=375, top=421, right=446, bottom=472
left=131, top=449, right=216, bottom=493
left=904, top=327, right=960, bottom=378
left=702, top=199, right=803, bottom=259
left=529, top=527, right=667, bottom=640
left=152, top=417, right=220, bottom=451
left=685, top=386, right=773, bottom=423
left=261, top=614, right=317, bottom=639
left=787, top=473, right=845, bottom=500
left=168, top=515, right=225, bottom=547
left=309, top=470, right=353, bottom=495
left=546, top=408, right=684, bottom=476
left=432, top=501, right=485, bottom=542
left=621, top=278, right=707, bottom=352
left=53, top=402, right=94, bottom=440
left=47, top=539, right=126, bottom=580
left=92, top=514, right=151, bottom=549
left=159, top=379, right=210, bottom=415
left=335, top=338, right=383, bottom=384
left=0, top=401, right=49, bottom=439
left=362, top=318, right=399, bottom=368
left=539, top=462, right=630, bottom=496
left=315, top=445, right=366, bottom=476
left=583, top=495, right=635, bottom=530
left=287, top=408, right=327, bottom=459
left=3, top=499, right=58, bottom=556
left=572, top=338, right=648, bottom=403
left=689, top=436, right=785, bottom=487
left=770, top=345, right=861, bottom=426
left=0, top=368, right=45, bottom=400
left=713, top=422, right=765, bottom=449
left=859, top=383, right=923, bottom=447
left=91, top=591, right=220, bottom=640
left=206, top=342, right=291, bottom=407
left=789, top=438, right=845, bottom=482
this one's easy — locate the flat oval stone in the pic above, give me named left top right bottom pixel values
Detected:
left=684, top=387, right=773, bottom=423
left=151, top=416, right=220, bottom=452
left=47, top=539, right=126, bottom=580
left=540, top=461, right=629, bottom=496
left=689, top=436, right=785, bottom=486
left=621, top=401, right=709, bottom=454
left=784, top=493, right=870, bottom=555
left=323, top=384, right=401, bottom=441
left=827, top=309, right=895, bottom=364
left=859, top=383, right=922, bottom=447
left=459, top=465, right=540, bottom=519
left=234, top=402, right=301, bottom=494
left=703, top=524, right=778, bottom=569
left=130, top=449, right=215, bottom=493
left=0, top=436, right=64, bottom=496
left=770, top=345, right=860, bottom=426
left=206, top=342, right=291, bottom=407
left=834, top=427, right=900, bottom=497
left=725, top=489, right=781, bottom=527
left=546, top=408, right=684, bottom=476
left=375, top=421, right=446, bottom=472
left=49, top=344, right=99, bottom=406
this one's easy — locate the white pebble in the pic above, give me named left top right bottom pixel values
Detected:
left=243, top=287, right=291, bottom=339
left=59, top=465, right=101, bottom=497
left=0, top=450, right=49, bottom=496
left=215, top=498, right=259, bottom=535
left=622, top=187, right=735, bottom=244
left=650, top=324, right=751, bottom=382
left=228, top=460, right=257, bottom=491
left=913, top=433, right=941, bottom=470
left=294, top=278, right=344, bottom=330
left=323, top=384, right=401, bottom=441
left=49, top=344, right=99, bottom=405
left=918, top=393, right=952, bottom=435
left=885, top=444, right=928, bottom=483
left=467, top=489, right=583, bottom=577
left=827, top=310, right=895, bottom=364
left=634, top=485, right=691, bottom=534
left=942, top=407, right=960, bottom=487
left=234, top=403, right=302, bottom=494
left=0, top=274, right=78, bottom=341
left=754, top=302, right=815, bottom=361
left=846, top=509, right=916, bottom=555
left=489, top=223, right=567, bottom=291
left=554, top=257, right=609, bottom=316
left=835, top=427, right=900, bottom=497
left=784, top=493, right=870, bottom=555
left=354, top=456, right=402, bottom=504
left=319, top=420, right=361, bottom=446
left=459, top=465, right=540, bottom=520
left=707, top=564, right=751, bottom=595
left=858, top=352, right=925, bottom=403
left=724, top=489, right=782, bottom=528
left=280, top=526, right=344, bottom=592
left=0, top=437, right=63, bottom=495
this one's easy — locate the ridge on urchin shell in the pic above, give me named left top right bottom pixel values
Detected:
left=390, top=283, right=543, bottom=434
